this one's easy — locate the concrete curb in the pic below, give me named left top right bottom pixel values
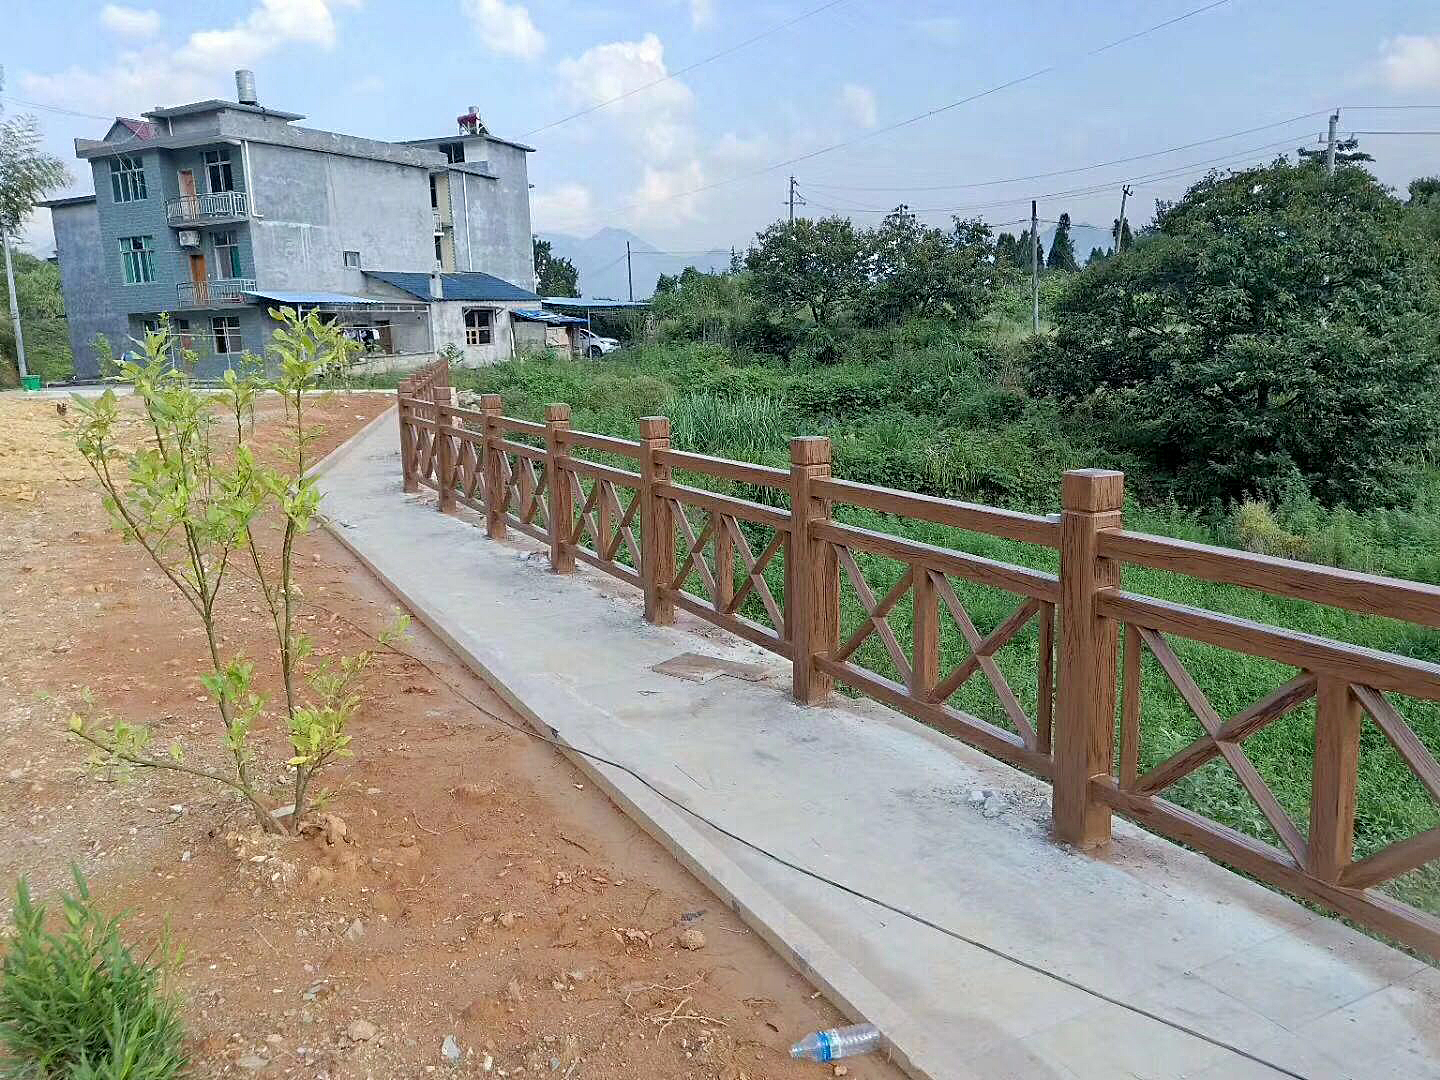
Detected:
left=306, top=401, right=399, bottom=482
left=313, top=416, right=939, bottom=1078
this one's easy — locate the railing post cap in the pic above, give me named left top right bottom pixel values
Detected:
left=545, top=403, right=571, bottom=423
left=1062, top=469, right=1125, bottom=513
left=480, top=393, right=502, bottom=410
left=639, top=416, right=671, bottom=439
left=790, top=436, right=832, bottom=466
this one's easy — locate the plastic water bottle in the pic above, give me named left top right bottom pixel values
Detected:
left=790, top=1023, right=882, bottom=1062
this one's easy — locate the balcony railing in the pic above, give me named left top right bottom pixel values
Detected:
left=166, top=190, right=249, bottom=225
left=176, top=279, right=255, bottom=307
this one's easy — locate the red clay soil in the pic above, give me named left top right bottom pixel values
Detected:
left=0, top=392, right=903, bottom=1079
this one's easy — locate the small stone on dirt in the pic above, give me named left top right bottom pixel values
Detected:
left=236, top=1054, right=268, bottom=1071
left=677, top=927, right=706, bottom=951
left=441, top=1034, right=462, bottom=1063
left=982, top=794, right=1005, bottom=819
left=348, top=1019, right=378, bottom=1042
left=834, top=1066, right=849, bottom=1076
left=343, top=917, right=365, bottom=942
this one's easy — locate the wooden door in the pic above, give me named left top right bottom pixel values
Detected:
left=189, top=252, right=208, bottom=305
left=178, top=170, right=197, bottom=199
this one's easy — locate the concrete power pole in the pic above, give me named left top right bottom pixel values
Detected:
left=1326, top=110, right=1340, bottom=176
left=626, top=241, right=634, bottom=303
left=2, top=231, right=26, bottom=380
left=1030, top=199, right=1040, bottom=335
left=789, top=176, right=797, bottom=223
left=1116, top=184, right=1132, bottom=254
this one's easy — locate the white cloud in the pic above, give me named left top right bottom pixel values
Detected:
left=532, top=182, right=594, bottom=230
left=461, top=0, right=546, bottom=60
left=689, top=0, right=714, bottom=28
left=633, top=161, right=706, bottom=225
left=100, top=5, right=161, bottom=39
left=1379, top=34, right=1440, bottom=91
left=349, top=74, right=385, bottom=95
left=840, top=83, right=877, bottom=128
left=24, top=0, right=360, bottom=116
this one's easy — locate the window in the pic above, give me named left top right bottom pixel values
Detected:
left=439, top=142, right=465, bottom=164
left=204, top=150, right=234, bottom=192
left=434, top=235, right=443, bottom=262
left=174, top=318, right=193, bottom=351
left=213, top=231, right=242, bottom=278
left=463, top=307, right=493, bottom=346
left=109, top=155, right=147, bottom=202
left=343, top=250, right=361, bottom=269
left=429, top=175, right=439, bottom=208
left=211, top=316, right=243, bottom=354
left=118, top=235, right=155, bottom=285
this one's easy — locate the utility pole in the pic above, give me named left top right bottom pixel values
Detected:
left=1115, top=184, right=1132, bottom=254
left=626, top=241, right=633, bottom=303
left=1030, top=199, right=1040, bottom=335
left=789, top=176, right=797, bottom=223
left=1326, top=109, right=1339, bottom=176
left=2, top=231, right=26, bottom=380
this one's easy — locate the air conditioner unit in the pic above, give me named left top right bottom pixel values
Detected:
left=177, top=230, right=201, bottom=248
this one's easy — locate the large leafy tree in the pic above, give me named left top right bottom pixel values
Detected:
left=1031, top=159, right=1440, bottom=507
left=532, top=237, right=579, bottom=297
left=861, top=208, right=997, bottom=325
left=1045, top=212, right=1078, bottom=271
left=745, top=215, right=864, bottom=326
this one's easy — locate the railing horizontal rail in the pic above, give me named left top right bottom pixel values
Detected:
left=812, top=476, right=1061, bottom=548
left=1099, top=590, right=1440, bottom=699
left=559, top=430, right=643, bottom=458
left=498, top=439, right=547, bottom=462
left=1100, top=530, right=1440, bottom=629
left=574, top=546, right=643, bottom=588
left=557, top=456, right=642, bottom=488
left=671, top=589, right=791, bottom=657
left=655, top=481, right=792, bottom=532
left=654, top=448, right=790, bottom=489
left=814, top=520, right=1059, bottom=603
left=497, top=416, right=547, bottom=437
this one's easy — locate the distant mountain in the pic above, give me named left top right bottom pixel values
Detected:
left=537, top=228, right=732, bottom=301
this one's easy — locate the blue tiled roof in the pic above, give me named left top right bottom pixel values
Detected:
left=513, top=308, right=587, bottom=325
left=364, top=271, right=538, bottom=303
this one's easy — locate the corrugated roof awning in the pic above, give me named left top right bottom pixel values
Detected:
left=513, top=308, right=587, bottom=325
left=248, top=290, right=392, bottom=306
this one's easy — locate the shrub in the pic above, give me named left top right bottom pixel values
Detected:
left=1234, top=500, right=1310, bottom=559
left=0, top=871, right=185, bottom=1079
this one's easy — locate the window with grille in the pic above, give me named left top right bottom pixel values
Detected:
left=118, top=235, right=155, bottom=285
left=343, top=250, right=361, bottom=268
left=213, top=231, right=243, bottom=278
left=109, top=155, right=147, bottom=202
left=464, top=307, right=493, bottom=345
left=204, top=150, right=235, bottom=192
left=211, top=315, right=243, bottom=354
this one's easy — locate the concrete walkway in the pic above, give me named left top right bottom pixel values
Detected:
left=318, top=411, right=1439, bottom=1080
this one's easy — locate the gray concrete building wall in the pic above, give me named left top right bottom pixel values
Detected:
left=449, top=139, right=535, bottom=290
left=48, top=198, right=130, bottom=379
left=246, top=141, right=436, bottom=295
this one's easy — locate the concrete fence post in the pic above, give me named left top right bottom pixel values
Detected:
left=789, top=436, right=838, bottom=706
left=433, top=383, right=456, bottom=513
left=545, top=403, right=575, bottom=573
left=481, top=393, right=506, bottom=539
left=639, top=416, right=675, bottom=625
left=1054, top=468, right=1125, bottom=848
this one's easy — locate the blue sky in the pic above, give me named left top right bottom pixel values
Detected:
left=7, top=0, right=1440, bottom=257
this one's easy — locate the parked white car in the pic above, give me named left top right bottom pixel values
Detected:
left=577, top=328, right=621, bottom=358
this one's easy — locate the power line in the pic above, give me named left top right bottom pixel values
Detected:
left=516, top=0, right=854, bottom=140
left=582, top=0, right=1237, bottom=216
left=0, top=95, right=115, bottom=122
left=800, top=109, right=1330, bottom=193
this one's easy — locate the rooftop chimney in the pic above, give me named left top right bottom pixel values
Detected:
left=235, top=70, right=258, bottom=106
left=429, top=269, right=444, bottom=300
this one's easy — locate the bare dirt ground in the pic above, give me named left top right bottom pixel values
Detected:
left=0, top=392, right=902, bottom=1079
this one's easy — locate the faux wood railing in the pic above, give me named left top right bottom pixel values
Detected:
left=395, top=361, right=1440, bottom=960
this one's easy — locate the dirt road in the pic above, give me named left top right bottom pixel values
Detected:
left=0, top=391, right=902, bottom=1079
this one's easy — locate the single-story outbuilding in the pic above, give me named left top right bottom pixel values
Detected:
left=362, top=270, right=544, bottom=367
left=511, top=308, right=587, bottom=355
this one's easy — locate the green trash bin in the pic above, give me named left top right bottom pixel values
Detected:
left=20, top=375, right=42, bottom=391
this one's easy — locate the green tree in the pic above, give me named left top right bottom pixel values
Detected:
left=1086, top=246, right=1109, bottom=264
left=532, top=236, right=579, bottom=297
left=1045, top=212, right=1078, bottom=271
left=745, top=215, right=864, bottom=326
left=1110, top=217, right=1133, bottom=253
left=0, top=249, right=71, bottom=381
left=994, top=231, right=1021, bottom=268
left=861, top=208, right=997, bottom=325
left=1031, top=161, right=1440, bottom=506
left=1298, top=135, right=1373, bottom=167
left=0, top=78, right=68, bottom=384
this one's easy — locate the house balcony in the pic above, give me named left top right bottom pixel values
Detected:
left=176, top=279, right=255, bottom=307
left=166, top=191, right=249, bottom=226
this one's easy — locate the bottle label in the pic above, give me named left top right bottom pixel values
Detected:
left=817, top=1031, right=834, bottom=1062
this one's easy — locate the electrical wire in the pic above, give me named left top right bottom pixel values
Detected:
left=0, top=95, right=116, bottom=121
left=581, top=0, right=1237, bottom=216
left=306, top=522, right=1312, bottom=1080
left=801, top=109, right=1329, bottom=193
left=516, top=0, right=854, bottom=140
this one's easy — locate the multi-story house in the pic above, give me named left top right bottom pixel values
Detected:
left=45, top=72, right=548, bottom=378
